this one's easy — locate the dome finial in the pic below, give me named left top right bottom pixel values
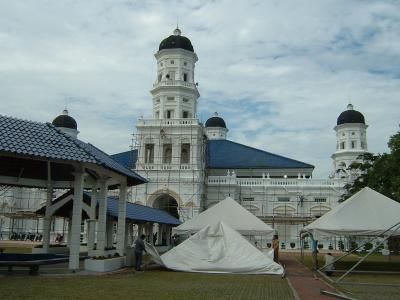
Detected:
left=213, top=111, right=218, bottom=117
left=347, top=103, right=354, bottom=110
left=173, top=26, right=181, bottom=36
left=62, top=108, right=69, bottom=115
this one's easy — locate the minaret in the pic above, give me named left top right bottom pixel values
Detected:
left=134, top=28, right=205, bottom=219
left=331, top=103, right=368, bottom=175
left=205, top=112, right=228, bottom=140
left=151, top=27, right=200, bottom=120
left=52, top=109, right=79, bottom=139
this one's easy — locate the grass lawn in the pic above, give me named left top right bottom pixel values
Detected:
left=0, top=246, right=32, bottom=254
left=0, top=271, right=295, bottom=300
left=297, top=254, right=400, bottom=300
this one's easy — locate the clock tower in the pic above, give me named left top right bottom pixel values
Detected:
left=134, top=28, right=205, bottom=221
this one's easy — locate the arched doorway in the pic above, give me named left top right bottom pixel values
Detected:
left=153, top=194, right=179, bottom=219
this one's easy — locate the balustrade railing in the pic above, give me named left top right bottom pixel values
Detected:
left=137, top=118, right=200, bottom=127
left=207, top=176, right=343, bottom=187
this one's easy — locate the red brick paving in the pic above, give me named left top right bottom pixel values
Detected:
left=281, top=253, right=338, bottom=300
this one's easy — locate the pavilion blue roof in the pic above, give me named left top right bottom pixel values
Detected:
left=0, top=114, right=96, bottom=163
left=0, top=114, right=146, bottom=185
left=107, top=196, right=181, bottom=225
left=75, top=141, right=146, bottom=184
left=206, top=140, right=314, bottom=169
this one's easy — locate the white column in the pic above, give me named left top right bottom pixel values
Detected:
left=116, top=182, right=127, bottom=255
left=42, top=162, right=53, bottom=252
left=87, top=188, right=98, bottom=254
left=69, top=171, right=86, bottom=270
left=96, top=178, right=108, bottom=256
left=106, top=219, right=114, bottom=248
left=87, top=220, right=96, bottom=256
left=67, top=219, right=72, bottom=246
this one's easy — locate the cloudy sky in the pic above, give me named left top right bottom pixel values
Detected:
left=1, top=0, right=399, bottom=177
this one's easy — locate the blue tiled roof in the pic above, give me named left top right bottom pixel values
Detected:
left=107, top=196, right=181, bottom=225
left=0, top=114, right=146, bottom=185
left=206, top=140, right=314, bottom=169
left=112, top=140, right=314, bottom=170
left=0, top=114, right=96, bottom=163
left=75, top=141, right=146, bottom=184
left=110, top=150, right=138, bottom=169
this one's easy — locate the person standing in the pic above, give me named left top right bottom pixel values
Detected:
left=134, top=234, right=147, bottom=271
left=324, top=252, right=335, bottom=276
left=272, top=234, right=279, bottom=263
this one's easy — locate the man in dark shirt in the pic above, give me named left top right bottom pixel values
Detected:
left=134, top=234, right=147, bottom=271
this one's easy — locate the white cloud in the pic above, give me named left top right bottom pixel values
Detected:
left=0, top=0, right=399, bottom=177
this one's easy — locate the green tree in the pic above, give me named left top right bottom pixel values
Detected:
left=342, top=126, right=400, bottom=202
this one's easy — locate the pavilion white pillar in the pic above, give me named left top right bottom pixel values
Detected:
left=125, top=223, right=132, bottom=248
left=67, top=219, right=72, bottom=246
left=106, top=219, right=114, bottom=248
left=116, top=182, right=127, bottom=255
left=87, top=188, right=98, bottom=255
left=69, top=170, right=86, bottom=270
left=42, top=162, right=53, bottom=253
left=96, top=178, right=108, bottom=256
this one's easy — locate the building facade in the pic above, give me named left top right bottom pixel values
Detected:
left=115, top=28, right=369, bottom=249
left=0, top=28, right=369, bottom=250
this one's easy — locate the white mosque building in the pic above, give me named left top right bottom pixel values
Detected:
left=110, top=28, right=369, bottom=248
left=0, top=28, right=369, bottom=249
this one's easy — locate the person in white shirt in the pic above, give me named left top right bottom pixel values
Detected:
left=324, top=252, right=335, bottom=276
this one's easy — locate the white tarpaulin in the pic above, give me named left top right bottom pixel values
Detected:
left=304, top=187, right=400, bottom=236
left=172, top=197, right=274, bottom=235
left=147, top=221, right=283, bottom=275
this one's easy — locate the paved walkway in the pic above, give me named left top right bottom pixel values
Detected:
left=280, top=253, right=339, bottom=300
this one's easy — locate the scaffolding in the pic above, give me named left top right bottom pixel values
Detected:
left=126, top=113, right=346, bottom=250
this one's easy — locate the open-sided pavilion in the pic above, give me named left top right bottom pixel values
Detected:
left=0, top=114, right=147, bottom=270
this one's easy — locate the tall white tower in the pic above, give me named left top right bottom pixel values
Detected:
left=332, top=103, right=368, bottom=175
left=134, top=28, right=205, bottom=220
left=151, top=27, right=199, bottom=120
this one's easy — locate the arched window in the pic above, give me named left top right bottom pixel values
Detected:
left=163, top=144, right=172, bottom=163
left=180, top=143, right=190, bottom=163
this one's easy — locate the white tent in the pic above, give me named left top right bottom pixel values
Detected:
left=173, top=197, right=274, bottom=235
left=147, top=221, right=283, bottom=275
left=304, top=187, right=400, bottom=236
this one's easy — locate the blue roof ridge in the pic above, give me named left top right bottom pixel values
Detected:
left=47, top=123, right=100, bottom=164
left=1, top=114, right=46, bottom=126
left=223, top=139, right=314, bottom=168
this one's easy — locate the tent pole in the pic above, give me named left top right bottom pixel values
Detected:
left=318, top=220, right=400, bottom=272
left=336, top=223, right=400, bottom=283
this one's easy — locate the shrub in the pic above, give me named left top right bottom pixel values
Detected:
left=364, top=242, right=373, bottom=251
left=266, top=243, right=271, bottom=248
left=290, top=242, right=296, bottom=249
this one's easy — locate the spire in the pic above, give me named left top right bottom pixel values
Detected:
left=173, top=25, right=181, bottom=36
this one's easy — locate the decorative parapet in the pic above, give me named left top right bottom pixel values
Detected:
left=207, top=176, right=344, bottom=189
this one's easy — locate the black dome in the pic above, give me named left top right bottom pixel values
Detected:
left=159, top=28, right=194, bottom=52
left=337, top=104, right=365, bottom=125
left=205, top=113, right=226, bottom=128
left=52, top=110, right=77, bottom=129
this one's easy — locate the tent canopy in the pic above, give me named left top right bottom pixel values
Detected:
left=173, top=197, right=274, bottom=235
left=147, top=221, right=283, bottom=275
left=304, top=187, right=400, bottom=236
